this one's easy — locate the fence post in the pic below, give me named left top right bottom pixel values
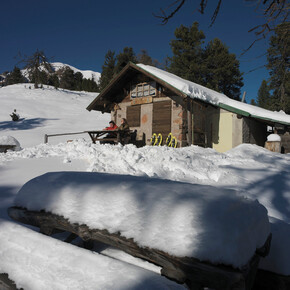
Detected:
left=44, top=134, right=48, bottom=144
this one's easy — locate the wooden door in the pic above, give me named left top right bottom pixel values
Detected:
left=152, top=101, right=172, bottom=140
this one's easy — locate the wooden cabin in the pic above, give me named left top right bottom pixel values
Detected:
left=87, top=63, right=290, bottom=152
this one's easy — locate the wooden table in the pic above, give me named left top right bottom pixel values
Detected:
left=87, top=130, right=121, bottom=144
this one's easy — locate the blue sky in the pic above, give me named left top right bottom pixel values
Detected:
left=1, top=0, right=272, bottom=102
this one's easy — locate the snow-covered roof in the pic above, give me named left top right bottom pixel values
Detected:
left=136, top=64, right=290, bottom=126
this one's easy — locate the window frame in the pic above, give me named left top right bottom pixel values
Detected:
left=130, top=81, right=156, bottom=99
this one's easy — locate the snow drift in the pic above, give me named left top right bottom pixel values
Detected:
left=0, top=220, right=183, bottom=290
left=15, top=171, right=270, bottom=269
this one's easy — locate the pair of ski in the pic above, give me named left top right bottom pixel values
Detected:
left=150, top=133, right=177, bottom=148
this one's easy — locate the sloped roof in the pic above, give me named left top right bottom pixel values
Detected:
left=87, top=62, right=290, bottom=127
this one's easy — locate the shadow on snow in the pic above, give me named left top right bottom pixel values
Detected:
left=0, top=118, right=58, bottom=131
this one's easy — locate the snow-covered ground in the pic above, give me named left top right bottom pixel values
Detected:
left=0, top=84, right=290, bottom=289
left=0, top=84, right=107, bottom=147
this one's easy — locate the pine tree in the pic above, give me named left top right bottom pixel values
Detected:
left=74, top=72, right=83, bottom=91
left=48, top=74, right=60, bottom=88
left=39, top=71, right=49, bottom=85
left=137, top=49, right=153, bottom=65
left=203, top=38, right=243, bottom=100
left=6, top=66, right=25, bottom=85
left=168, top=22, right=243, bottom=100
left=59, top=67, right=75, bottom=90
left=99, top=50, right=116, bottom=91
left=266, top=22, right=290, bottom=113
left=115, top=47, right=137, bottom=74
left=168, top=22, right=206, bottom=85
left=257, top=80, right=271, bottom=109
left=22, top=49, right=52, bottom=88
left=250, top=99, right=257, bottom=106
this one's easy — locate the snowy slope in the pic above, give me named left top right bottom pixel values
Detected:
left=50, top=62, right=101, bottom=83
left=20, top=62, right=101, bottom=83
left=0, top=84, right=109, bottom=147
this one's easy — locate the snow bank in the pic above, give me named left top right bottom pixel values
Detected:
left=0, top=220, right=183, bottom=290
left=2, top=141, right=289, bottom=223
left=14, top=171, right=270, bottom=269
left=137, top=64, right=290, bottom=125
left=0, top=135, right=21, bottom=151
left=267, top=134, right=281, bottom=142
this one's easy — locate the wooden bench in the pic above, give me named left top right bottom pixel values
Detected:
left=87, top=130, right=137, bottom=145
left=8, top=206, right=272, bottom=290
left=0, top=145, right=16, bottom=153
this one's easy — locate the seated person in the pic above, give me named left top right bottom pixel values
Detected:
left=118, top=118, right=129, bottom=132
left=118, top=118, right=130, bottom=144
left=103, top=121, right=118, bottom=140
left=104, top=121, right=118, bottom=131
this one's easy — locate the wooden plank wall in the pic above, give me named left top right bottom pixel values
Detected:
left=193, top=101, right=206, bottom=147
left=127, top=105, right=141, bottom=127
left=152, top=101, right=172, bottom=141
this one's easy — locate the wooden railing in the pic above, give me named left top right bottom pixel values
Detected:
left=44, top=131, right=87, bottom=143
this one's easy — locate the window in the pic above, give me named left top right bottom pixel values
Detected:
left=131, top=82, right=156, bottom=98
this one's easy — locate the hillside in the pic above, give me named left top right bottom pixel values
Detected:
left=50, top=62, right=101, bottom=83
left=0, top=84, right=109, bottom=147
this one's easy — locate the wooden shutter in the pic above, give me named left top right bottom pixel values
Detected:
left=127, top=105, right=141, bottom=127
left=152, top=101, right=172, bottom=137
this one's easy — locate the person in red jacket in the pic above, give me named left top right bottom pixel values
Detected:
left=104, top=121, right=118, bottom=131
left=102, top=121, right=118, bottom=142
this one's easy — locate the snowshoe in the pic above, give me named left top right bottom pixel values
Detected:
left=150, top=133, right=157, bottom=146
left=170, top=136, right=177, bottom=148
left=165, top=133, right=172, bottom=146
left=156, top=133, right=163, bottom=146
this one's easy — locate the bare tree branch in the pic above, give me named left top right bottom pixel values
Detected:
left=154, top=0, right=289, bottom=52
left=209, top=0, right=222, bottom=27
left=153, top=0, right=186, bottom=24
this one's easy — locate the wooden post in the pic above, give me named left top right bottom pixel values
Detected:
left=117, top=132, right=121, bottom=143
left=44, top=134, right=48, bottom=143
left=191, top=101, right=194, bottom=145
left=187, top=98, right=192, bottom=146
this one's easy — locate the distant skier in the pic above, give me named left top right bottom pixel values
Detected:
left=10, top=109, right=20, bottom=121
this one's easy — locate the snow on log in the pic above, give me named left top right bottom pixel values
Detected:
left=13, top=172, right=270, bottom=267
left=8, top=206, right=272, bottom=290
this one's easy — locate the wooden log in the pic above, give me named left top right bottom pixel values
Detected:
left=187, top=98, right=192, bottom=146
left=8, top=206, right=271, bottom=290
left=254, top=269, right=290, bottom=290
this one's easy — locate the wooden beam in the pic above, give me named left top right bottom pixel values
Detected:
left=187, top=98, right=192, bottom=146
left=8, top=206, right=271, bottom=290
